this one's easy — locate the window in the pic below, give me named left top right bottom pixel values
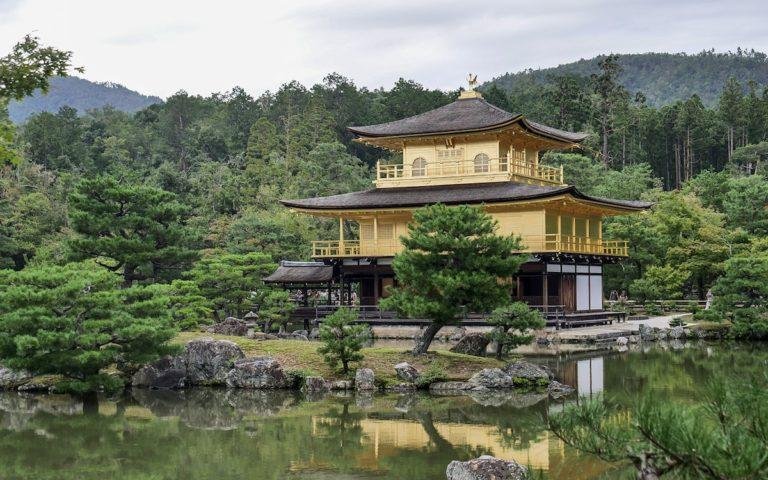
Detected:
left=378, top=223, right=394, bottom=240
left=474, top=153, right=490, bottom=173
left=412, top=157, right=427, bottom=177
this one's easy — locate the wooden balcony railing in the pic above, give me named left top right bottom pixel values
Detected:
left=311, top=235, right=629, bottom=258
left=522, top=235, right=629, bottom=256
left=375, top=155, right=563, bottom=187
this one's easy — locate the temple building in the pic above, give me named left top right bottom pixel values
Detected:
left=279, top=80, right=650, bottom=315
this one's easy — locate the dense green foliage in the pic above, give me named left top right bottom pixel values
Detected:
left=381, top=205, right=526, bottom=354
left=486, top=302, right=545, bottom=359
left=0, top=262, right=177, bottom=393
left=317, top=307, right=368, bottom=374
left=258, top=289, right=296, bottom=333
left=550, top=375, right=768, bottom=479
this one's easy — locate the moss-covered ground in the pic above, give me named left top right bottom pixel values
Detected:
left=173, top=331, right=503, bottom=385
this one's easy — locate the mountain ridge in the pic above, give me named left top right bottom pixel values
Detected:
left=8, top=76, right=162, bottom=123
left=486, top=50, right=768, bottom=107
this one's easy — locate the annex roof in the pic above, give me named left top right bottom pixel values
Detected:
left=281, top=182, right=652, bottom=212
left=264, top=261, right=333, bottom=284
left=347, top=97, right=589, bottom=143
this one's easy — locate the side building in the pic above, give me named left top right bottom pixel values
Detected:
left=279, top=86, right=650, bottom=315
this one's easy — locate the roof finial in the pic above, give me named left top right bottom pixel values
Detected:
left=460, top=73, right=483, bottom=99
left=467, top=73, right=478, bottom=91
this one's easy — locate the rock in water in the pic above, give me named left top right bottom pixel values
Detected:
left=302, top=376, right=329, bottom=393
left=548, top=380, right=575, bottom=399
left=394, top=362, right=420, bottom=383
left=468, top=368, right=514, bottom=389
left=131, top=356, right=186, bottom=389
left=207, top=317, right=248, bottom=336
left=449, top=333, right=490, bottom=356
left=225, top=357, right=288, bottom=389
left=446, top=455, right=528, bottom=480
left=503, top=361, right=551, bottom=387
left=355, top=368, right=376, bottom=391
left=181, top=338, right=245, bottom=385
left=669, top=326, right=685, bottom=340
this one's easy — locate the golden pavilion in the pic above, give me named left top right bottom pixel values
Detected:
left=278, top=80, right=650, bottom=316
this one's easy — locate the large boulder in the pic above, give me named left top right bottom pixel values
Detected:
left=468, top=368, right=514, bottom=389
left=207, top=317, right=248, bottom=336
left=504, top=361, right=551, bottom=387
left=638, top=323, right=656, bottom=341
left=225, top=357, right=288, bottom=389
left=0, top=364, right=32, bottom=390
left=394, top=362, right=420, bottom=383
left=302, top=376, right=329, bottom=393
left=450, top=333, right=490, bottom=356
left=446, top=455, right=528, bottom=480
left=355, top=368, right=376, bottom=391
left=669, top=326, right=685, bottom=340
left=181, top=338, right=245, bottom=385
left=131, top=356, right=186, bottom=389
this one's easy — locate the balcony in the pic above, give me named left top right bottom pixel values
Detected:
left=375, top=154, right=564, bottom=188
left=522, top=235, right=629, bottom=257
left=311, top=235, right=628, bottom=258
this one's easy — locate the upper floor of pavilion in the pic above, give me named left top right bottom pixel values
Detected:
left=350, top=85, right=588, bottom=189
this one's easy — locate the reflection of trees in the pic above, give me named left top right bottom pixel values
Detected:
left=312, top=400, right=366, bottom=470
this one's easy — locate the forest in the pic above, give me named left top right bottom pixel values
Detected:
left=3, top=37, right=768, bottom=345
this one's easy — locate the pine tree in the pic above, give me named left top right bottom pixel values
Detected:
left=0, top=261, right=177, bottom=396
left=68, top=176, right=197, bottom=287
left=486, top=302, right=545, bottom=359
left=718, top=76, right=745, bottom=163
left=317, top=308, right=369, bottom=374
left=380, top=204, right=526, bottom=354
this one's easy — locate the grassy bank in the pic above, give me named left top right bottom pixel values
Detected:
left=173, top=332, right=503, bottom=385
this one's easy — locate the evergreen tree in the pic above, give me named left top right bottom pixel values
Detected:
left=380, top=204, right=526, bottom=354
left=550, top=376, right=768, bottom=480
left=317, top=308, right=368, bottom=374
left=186, top=250, right=275, bottom=320
left=591, top=55, right=630, bottom=166
left=68, top=176, right=197, bottom=287
left=719, top=76, right=745, bottom=162
left=258, top=289, right=296, bottom=333
left=486, top=302, right=545, bottom=359
left=0, top=261, right=177, bottom=395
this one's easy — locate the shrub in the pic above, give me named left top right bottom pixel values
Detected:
left=630, top=265, right=689, bottom=302
left=486, top=302, right=545, bottom=359
left=644, top=302, right=663, bottom=316
left=0, top=262, right=177, bottom=395
left=317, top=308, right=369, bottom=374
left=415, top=362, right=448, bottom=388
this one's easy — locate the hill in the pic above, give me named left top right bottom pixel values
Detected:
left=8, top=76, right=162, bottom=123
left=487, top=50, right=768, bottom=107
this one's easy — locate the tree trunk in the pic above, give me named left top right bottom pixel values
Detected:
left=412, top=323, right=442, bottom=355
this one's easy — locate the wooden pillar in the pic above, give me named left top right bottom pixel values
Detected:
left=339, top=217, right=344, bottom=253
left=516, top=276, right=522, bottom=300
left=373, top=216, right=378, bottom=253
left=542, top=273, right=549, bottom=308
left=302, top=286, right=308, bottom=307
left=557, top=213, right=562, bottom=251
left=373, top=270, right=380, bottom=305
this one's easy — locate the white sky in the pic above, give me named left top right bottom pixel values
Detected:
left=1, top=0, right=767, bottom=98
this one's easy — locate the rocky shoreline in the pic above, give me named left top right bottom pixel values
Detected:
left=1, top=337, right=574, bottom=400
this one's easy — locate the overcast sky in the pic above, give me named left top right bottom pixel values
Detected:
left=1, top=0, right=767, bottom=98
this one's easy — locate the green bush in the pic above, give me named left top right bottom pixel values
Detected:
left=485, top=302, right=546, bottom=359
left=318, top=308, right=369, bottom=374
left=644, top=302, right=663, bottom=316
left=415, top=362, right=448, bottom=389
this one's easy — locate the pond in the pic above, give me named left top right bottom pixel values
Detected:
left=1, top=343, right=765, bottom=480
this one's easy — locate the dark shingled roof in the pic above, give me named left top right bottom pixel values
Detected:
left=264, top=261, right=333, bottom=284
left=348, top=97, right=589, bottom=143
left=281, top=182, right=652, bottom=211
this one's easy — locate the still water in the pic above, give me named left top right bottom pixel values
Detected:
left=0, top=343, right=764, bottom=480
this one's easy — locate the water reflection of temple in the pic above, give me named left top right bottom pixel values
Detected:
left=560, top=356, right=605, bottom=397
left=305, top=416, right=611, bottom=480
